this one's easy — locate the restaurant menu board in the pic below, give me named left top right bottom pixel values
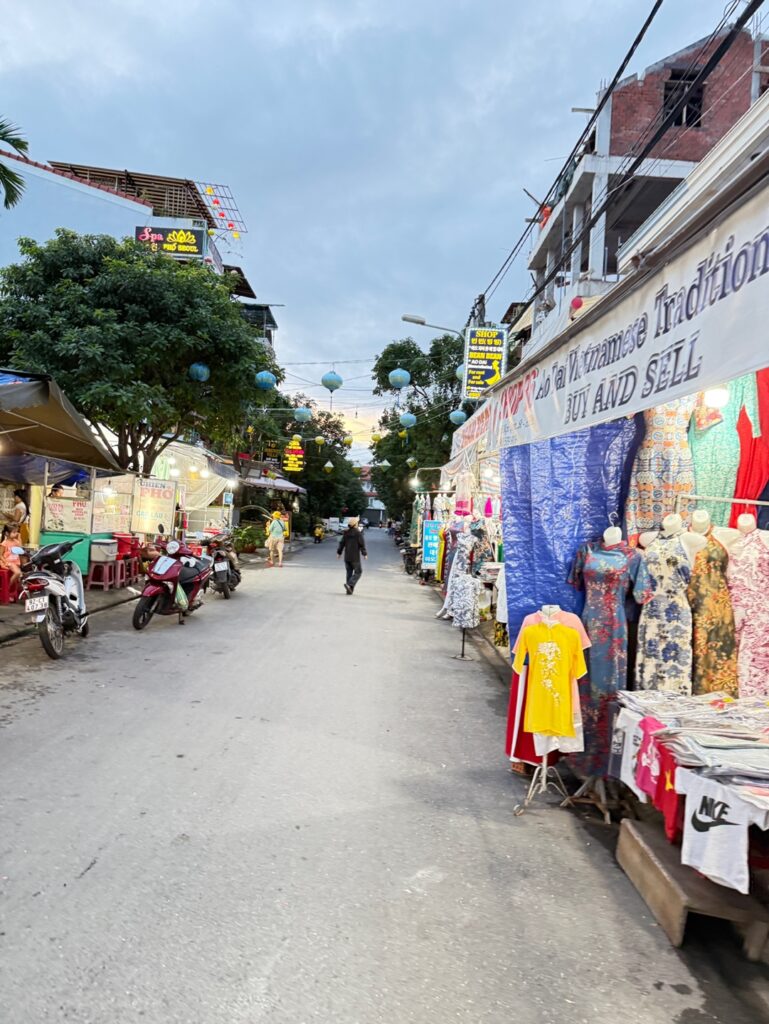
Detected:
left=282, top=444, right=304, bottom=473
left=131, top=478, right=177, bottom=535
left=91, top=476, right=134, bottom=534
left=463, top=327, right=507, bottom=401
left=45, top=497, right=92, bottom=533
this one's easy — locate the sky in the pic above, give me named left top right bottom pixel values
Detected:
left=0, top=0, right=751, bottom=458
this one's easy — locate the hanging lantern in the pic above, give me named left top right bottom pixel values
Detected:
left=455, top=363, right=465, bottom=382
left=227, top=221, right=234, bottom=229
left=379, top=459, right=391, bottom=469
left=267, top=471, right=277, bottom=480
left=212, top=197, right=220, bottom=205
left=407, top=456, right=418, bottom=468
left=398, top=429, right=408, bottom=440
left=205, top=186, right=214, bottom=195
left=255, top=370, right=277, bottom=390
left=218, top=211, right=226, bottom=219
left=352, top=466, right=362, bottom=476
left=294, top=406, right=313, bottom=423
left=207, top=229, right=216, bottom=237
left=232, top=231, right=240, bottom=239
left=315, top=435, right=325, bottom=450
left=399, top=412, right=417, bottom=429
left=441, top=433, right=450, bottom=443
left=188, top=362, right=210, bottom=383
left=449, top=409, right=467, bottom=426
left=343, top=435, right=353, bottom=447
left=570, top=296, right=584, bottom=312
left=323, top=460, right=334, bottom=474
left=291, top=434, right=302, bottom=444
left=388, top=368, right=411, bottom=390
left=371, top=432, right=382, bottom=444
left=321, top=371, right=343, bottom=393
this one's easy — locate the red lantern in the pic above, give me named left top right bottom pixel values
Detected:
left=227, top=222, right=234, bottom=229
left=218, top=211, right=225, bottom=218
left=212, top=198, right=220, bottom=206
left=570, top=296, right=584, bottom=312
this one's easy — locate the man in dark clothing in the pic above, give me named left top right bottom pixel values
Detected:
left=337, top=517, right=367, bottom=594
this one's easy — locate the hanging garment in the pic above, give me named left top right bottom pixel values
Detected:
left=444, top=532, right=477, bottom=616
left=451, top=574, right=481, bottom=629
left=506, top=610, right=590, bottom=764
left=690, top=374, right=760, bottom=527
left=729, top=369, right=769, bottom=527
left=440, top=524, right=461, bottom=598
left=726, top=530, right=769, bottom=697
left=568, top=542, right=653, bottom=776
left=686, top=531, right=738, bottom=696
left=636, top=533, right=693, bottom=695
left=512, top=622, right=587, bottom=738
left=625, top=398, right=697, bottom=544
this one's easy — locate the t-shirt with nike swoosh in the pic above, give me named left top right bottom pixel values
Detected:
left=676, top=768, right=769, bottom=893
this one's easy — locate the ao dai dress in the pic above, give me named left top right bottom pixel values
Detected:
left=686, top=531, right=738, bottom=696
left=636, top=533, right=693, bottom=694
left=569, top=542, right=653, bottom=775
left=726, top=530, right=769, bottom=697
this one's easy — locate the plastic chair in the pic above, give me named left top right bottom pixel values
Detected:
left=114, top=560, right=127, bottom=588
left=87, top=562, right=115, bottom=591
left=125, top=556, right=141, bottom=584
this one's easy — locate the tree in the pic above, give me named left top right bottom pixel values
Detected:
left=0, top=230, right=279, bottom=473
left=370, top=334, right=467, bottom=519
left=0, top=118, right=28, bottom=209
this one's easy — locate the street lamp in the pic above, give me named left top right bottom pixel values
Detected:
left=401, top=313, right=464, bottom=340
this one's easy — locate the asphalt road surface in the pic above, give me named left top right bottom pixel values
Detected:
left=1, top=529, right=767, bottom=1023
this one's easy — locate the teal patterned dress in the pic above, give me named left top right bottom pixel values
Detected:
left=689, top=374, right=760, bottom=526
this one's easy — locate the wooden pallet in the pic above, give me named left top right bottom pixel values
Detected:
left=616, top=818, right=769, bottom=961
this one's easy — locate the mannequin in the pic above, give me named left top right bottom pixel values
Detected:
left=541, top=603, right=561, bottom=623
left=603, top=524, right=623, bottom=546
left=690, top=510, right=710, bottom=534
left=641, top=513, right=705, bottom=565
left=735, top=512, right=769, bottom=549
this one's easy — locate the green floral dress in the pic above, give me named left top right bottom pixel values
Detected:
left=686, top=531, right=738, bottom=696
left=689, top=374, right=760, bottom=526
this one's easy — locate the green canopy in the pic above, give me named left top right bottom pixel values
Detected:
left=0, top=369, right=121, bottom=472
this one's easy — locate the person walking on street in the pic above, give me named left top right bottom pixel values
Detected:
left=337, top=517, right=367, bottom=594
left=266, top=512, right=287, bottom=568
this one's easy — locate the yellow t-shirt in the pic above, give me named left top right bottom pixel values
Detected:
left=512, top=623, right=587, bottom=738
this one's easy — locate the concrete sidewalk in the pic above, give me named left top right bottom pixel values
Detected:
left=0, top=539, right=311, bottom=646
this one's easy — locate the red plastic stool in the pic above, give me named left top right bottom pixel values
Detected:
left=125, top=556, right=141, bottom=584
left=87, top=561, right=115, bottom=591
left=0, top=568, right=20, bottom=605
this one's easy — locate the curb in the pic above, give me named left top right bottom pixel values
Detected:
left=0, top=590, right=139, bottom=647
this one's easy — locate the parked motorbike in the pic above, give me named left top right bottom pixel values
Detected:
left=19, top=539, right=89, bottom=659
left=133, top=525, right=213, bottom=630
left=204, top=532, right=241, bottom=599
left=400, top=545, right=417, bottom=575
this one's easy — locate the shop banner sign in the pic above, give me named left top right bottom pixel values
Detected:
left=282, top=444, right=304, bottom=473
left=131, top=478, right=177, bottom=534
left=451, top=186, right=769, bottom=454
left=263, top=439, right=281, bottom=465
left=463, top=327, right=508, bottom=400
left=135, top=225, right=205, bottom=259
left=421, top=519, right=441, bottom=570
left=45, top=497, right=92, bottom=533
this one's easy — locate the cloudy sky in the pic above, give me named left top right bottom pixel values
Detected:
left=1, top=0, right=744, bottom=454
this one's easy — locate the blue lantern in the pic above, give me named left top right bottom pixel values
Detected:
left=321, top=371, right=343, bottom=393
left=455, top=363, right=465, bottom=382
left=255, top=370, right=277, bottom=390
left=449, top=409, right=467, bottom=426
left=189, top=362, right=210, bottom=383
left=399, top=412, right=417, bottom=429
left=388, top=367, right=411, bottom=390
left=294, top=406, right=312, bottom=423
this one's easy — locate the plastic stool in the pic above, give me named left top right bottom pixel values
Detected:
left=0, top=568, right=20, bottom=605
left=87, top=561, right=115, bottom=591
left=125, top=556, right=141, bottom=584
left=114, top=559, right=127, bottom=588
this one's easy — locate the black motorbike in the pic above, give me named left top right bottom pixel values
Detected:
left=204, top=532, right=241, bottom=599
left=400, top=545, right=417, bottom=575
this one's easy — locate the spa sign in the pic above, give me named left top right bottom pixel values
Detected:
left=463, top=327, right=508, bottom=401
left=135, top=225, right=205, bottom=258
left=451, top=185, right=769, bottom=456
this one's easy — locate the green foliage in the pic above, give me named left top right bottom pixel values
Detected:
left=232, top=522, right=265, bottom=552
left=370, top=334, right=467, bottom=519
left=0, top=229, right=280, bottom=473
left=0, top=117, right=28, bottom=209
left=291, top=511, right=310, bottom=535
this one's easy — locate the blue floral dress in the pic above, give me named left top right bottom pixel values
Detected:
left=636, top=533, right=692, bottom=694
left=568, top=542, right=653, bottom=775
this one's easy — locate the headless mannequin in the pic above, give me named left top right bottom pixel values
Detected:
left=541, top=603, right=561, bottom=624
left=603, top=525, right=623, bottom=546
left=640, top=513, right=705, bottom=566
left=690, top=508, right=740, bottom=551
left=734, top=512, right=769, bottom=549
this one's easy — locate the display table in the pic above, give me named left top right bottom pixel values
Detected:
left=617, top=819, right=769, bottom=960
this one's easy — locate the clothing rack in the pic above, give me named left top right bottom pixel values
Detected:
left=674, top=492, right=769, bottom=511
left=513, top=761, right=573, bottom=817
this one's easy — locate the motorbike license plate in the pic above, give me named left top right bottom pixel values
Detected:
left=25, top=595, right=49, bottom=613
left=214, top=562, right=229, bottom=573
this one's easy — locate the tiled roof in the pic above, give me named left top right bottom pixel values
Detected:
left=0, top=149, right=152, bottom=207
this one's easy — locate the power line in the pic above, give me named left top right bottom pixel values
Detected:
left=477, top=0, right=668, bottom=311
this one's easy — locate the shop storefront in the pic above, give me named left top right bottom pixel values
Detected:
left=440, top=98, right=769, bottom=914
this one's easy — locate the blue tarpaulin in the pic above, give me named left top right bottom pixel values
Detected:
left=500, top=415, right=643, bottom=645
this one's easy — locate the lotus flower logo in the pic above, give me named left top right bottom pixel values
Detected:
left=166, top=230, right=197, bottom=245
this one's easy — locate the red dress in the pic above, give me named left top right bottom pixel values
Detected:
left=730, top=369, right=769, bottom=526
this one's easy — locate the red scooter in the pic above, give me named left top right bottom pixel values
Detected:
left=132, top=525, right=213, bottom=630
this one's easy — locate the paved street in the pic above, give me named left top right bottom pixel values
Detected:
left=0, top=529, right=766, bottom=1024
